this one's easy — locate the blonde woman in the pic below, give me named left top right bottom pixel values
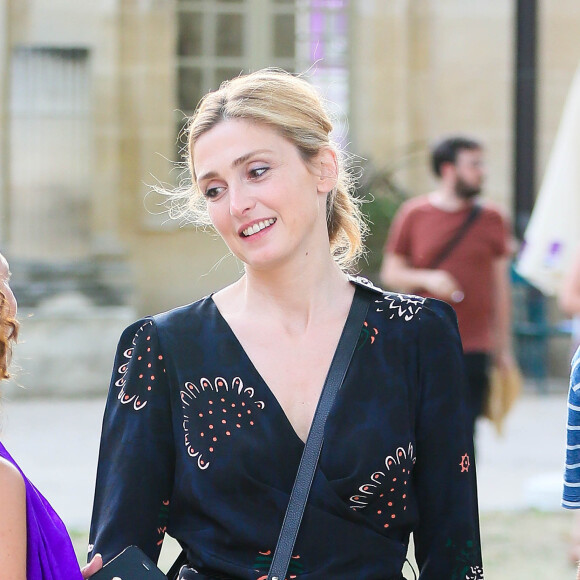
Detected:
left=89, top=69, right=482, bottom=580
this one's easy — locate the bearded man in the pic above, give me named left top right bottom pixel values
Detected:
left=380, top=135, right=514, bottom=443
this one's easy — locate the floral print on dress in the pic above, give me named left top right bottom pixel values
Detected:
left=181, top=376, right=265, bottom=470
left=254, top=550, right=304, bottom=580
left=465, top=565, right=484, bottom=580
left=115, top=320, right=166, bottom=411
left=375, top=293, right=425, bottom=322
left=447, top=538, right=484, bottom=580
left=349, top=275, right=381, bottom=293
left=357, top=321, right=379, bottom=350
left=349, top=443, right=415, bottom=529
left=156, top=500, right=170, bottom=547
left=460, top=452, right=471, bottom=473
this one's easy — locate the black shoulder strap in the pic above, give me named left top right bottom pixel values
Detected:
left=428, top=204, right=482, bottom=269
left=267, top=285, right=372, bottom=580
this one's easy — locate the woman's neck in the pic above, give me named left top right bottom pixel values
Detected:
left=217, top=256, right=352, bottom=335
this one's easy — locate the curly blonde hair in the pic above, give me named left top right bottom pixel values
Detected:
left=169, top=68, right=367, bottom=270
left=0, top=290, right=18, bottom=380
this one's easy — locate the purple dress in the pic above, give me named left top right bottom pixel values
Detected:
left=0, top=440, right=83, bottom=580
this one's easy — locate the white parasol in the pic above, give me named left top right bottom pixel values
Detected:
left=516, top=63, right=580, bottom=295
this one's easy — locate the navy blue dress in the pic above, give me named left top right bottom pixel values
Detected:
left=89, top=279, right=483, bottom=580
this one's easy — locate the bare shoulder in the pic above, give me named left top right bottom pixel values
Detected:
left=0, top=456, right=27, bottom=580
left=0, top=456, right=25, bottom=498
left=0, top=455, right=26, bottom=524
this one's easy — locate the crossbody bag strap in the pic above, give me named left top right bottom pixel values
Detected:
left=267, top=285, right=372, bottom=580
left=427, top=203, right=482, bottom=270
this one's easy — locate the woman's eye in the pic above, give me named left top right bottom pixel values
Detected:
left=249, top=167, right=269, bottom=179
left=204, top=186, right=225, bottom=199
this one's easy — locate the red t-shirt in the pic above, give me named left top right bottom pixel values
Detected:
left=385, top=195, right=510, bottom=353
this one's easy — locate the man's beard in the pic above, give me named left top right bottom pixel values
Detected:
left=455, top=176, right=481, bottom=200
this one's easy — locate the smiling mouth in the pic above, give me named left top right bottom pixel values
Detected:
left=241, top=218, right=276, bottom=238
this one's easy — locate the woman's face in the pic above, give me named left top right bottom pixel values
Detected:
left=193, top=119, right=337, bottom=271
left=0, top=254, right=16, bottom=320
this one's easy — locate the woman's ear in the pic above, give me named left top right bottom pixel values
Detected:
left=316, top=147, right=338, bottom=194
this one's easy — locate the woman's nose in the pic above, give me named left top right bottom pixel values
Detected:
left=228, top=184, right=255, bottom=217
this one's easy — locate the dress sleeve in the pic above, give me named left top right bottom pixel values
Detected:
left=412, top=299, right=483, bottom=579
left=563, top=347, right=580, bottom=508
left=88, top=318, right=175, bottom=565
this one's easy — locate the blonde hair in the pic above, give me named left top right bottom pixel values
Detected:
left=0, top=290, right=18, bottom=381
left=173, top=68, right=366, bottom=269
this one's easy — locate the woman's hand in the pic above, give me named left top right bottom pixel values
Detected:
left=80, top=553, right=103, bottom=578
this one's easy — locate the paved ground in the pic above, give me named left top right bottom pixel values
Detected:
left=476, top=385, right=568, bottom=512
left=0, top=382, right=574, bottom=576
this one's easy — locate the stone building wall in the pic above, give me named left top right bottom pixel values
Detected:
left=2, top=0, right=238, bottom=317
left=350, top=0, right=513, bottom=211
left=2, top=1, right=580, bottom=393
left=4, top=0, right=580, bottom=314
left=350, top=0, right=580, bottom=221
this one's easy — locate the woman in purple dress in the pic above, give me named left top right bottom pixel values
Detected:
left=0, top=252, right=104, bottom=579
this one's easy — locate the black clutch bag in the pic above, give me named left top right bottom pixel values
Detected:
left=90, top=545, right=168, bottom=580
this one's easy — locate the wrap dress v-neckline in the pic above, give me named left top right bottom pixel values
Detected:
left=208, top=285, right=358, bottom=447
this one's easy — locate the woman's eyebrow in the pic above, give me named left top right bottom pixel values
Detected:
left=231, top=149, right=272, bottom=168
left=197, top=149, right=273, bottom=183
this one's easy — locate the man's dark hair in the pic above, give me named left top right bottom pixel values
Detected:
left=431, top=136, right=482, bottom=177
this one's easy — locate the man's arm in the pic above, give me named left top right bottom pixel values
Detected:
left=491, top=255, right=514, bottom=365
left=380, top=252, right=463, bottom=302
